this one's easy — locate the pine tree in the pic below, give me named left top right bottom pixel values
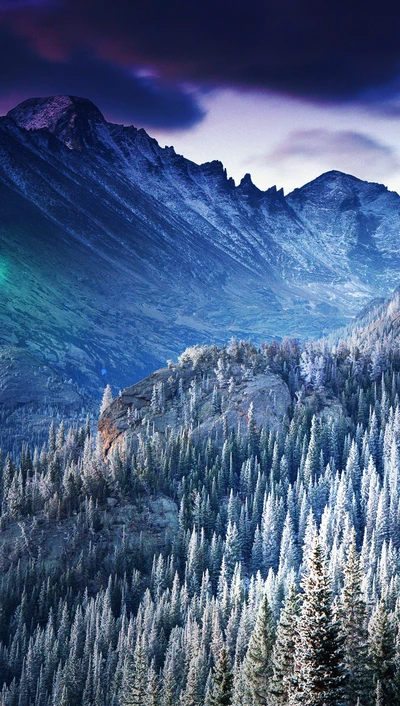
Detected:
left=145, top=659, right=160, bottom=706
left=120, top=635, right=148, bottom=706
left=292, top=537, right=347, bottom=706
left=224, top=521, right=242, bottom=580
left=210, top=645, right=233, bottom=706
left=100, top=385, right=113, bottom=416
left=368, top=600, right=397, bottom=706
left=303, top=416, right=321, bottom=485
left=242, top=593, right=275, bottom=705
left=269, top=582, right=300, bottom=705
left=180, top=652, right=203, bottom=706
left=339, top=535, right=371, bottom=705
left=251, top=526, right=263, bottom=574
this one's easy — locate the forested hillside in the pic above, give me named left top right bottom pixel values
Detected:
left=0, top=297, right=400, bottom=705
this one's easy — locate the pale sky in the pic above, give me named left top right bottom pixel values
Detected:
left=151, top=88, right=400, bottom=194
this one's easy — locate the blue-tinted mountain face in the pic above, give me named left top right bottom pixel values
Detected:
left=1, top=95, right=400, bottom=404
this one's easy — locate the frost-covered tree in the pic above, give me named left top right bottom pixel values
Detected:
left=292, top=537, right=347, bottom=706
left=100, top=384, right=113, bottom=416
left=242, top=593, right=275, bottom=705
left=120, top=636, right=148, bottom=706
left=339, top=535, right=371, bottom=705
left=368, top=600, right=397, bottom=706
left=269, top=582, right=300, bottom=706
left=210, top=645, right=233, bottom=706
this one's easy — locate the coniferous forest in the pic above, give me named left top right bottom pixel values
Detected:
left=1, top=294, right=400, bottom=706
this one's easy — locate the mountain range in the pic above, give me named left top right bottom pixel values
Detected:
left=1, top=94, right=400, bottom=423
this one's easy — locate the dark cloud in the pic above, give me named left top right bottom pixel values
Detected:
left=0, top=28, right=204, bottom=129
left=3, top=0, right=400, bottom=105
left=0, top=0, right=54, bottom=7
left=266, top=129, right=400, bottom=178
left=1, top=0, right=400, bottom=125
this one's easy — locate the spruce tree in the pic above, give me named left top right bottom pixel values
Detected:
left=269, top=582, right=300, bottom=705
left=120, top=635, right=148, bottom=706
left=242, top=593, right=275, bottom=705
left=100, top=385, right=113, bottom=416
left=210, top=645, right=233, bottom=706
left=339, top=535, right=371, bottom=705
left=292, top=537, right=347, bottom=706
left=180, top=652, right=203, bottom=706
left=368, top=600, right=397, bottom=706
left=145, top=659, right=160, bottom=706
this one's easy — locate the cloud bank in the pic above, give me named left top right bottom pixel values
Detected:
left=1, top=0, right=400, bottom=127
left=267, top=129, right=400, bottom=180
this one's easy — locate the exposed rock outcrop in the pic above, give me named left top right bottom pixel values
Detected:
left=99, top=345, right=292, bottom=455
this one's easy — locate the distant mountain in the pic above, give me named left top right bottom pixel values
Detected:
left=1, top=95, right=400, bottom=416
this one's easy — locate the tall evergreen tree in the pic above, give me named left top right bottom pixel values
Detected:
left=100, top=385, right=113, bottom=416
left=242, top=593, right=275, bottom=705
left=120, top=635, right=148, bottom=706
left=292, top=537, right=347, bottom=706
left=368, top=600, right=397, bottom=706
left=210, top=645, right=233, bottom=706
left=145, top=659, right=160, bottom=706
left=269, top=582, right=300, bottom=706
left=339, top=535, right=371, bottom=705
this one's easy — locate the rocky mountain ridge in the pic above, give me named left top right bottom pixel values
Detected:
left=1, top=95, right=400, bottom=423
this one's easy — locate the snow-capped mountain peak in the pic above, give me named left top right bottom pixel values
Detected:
left=7, top=95, right=106, bottom=150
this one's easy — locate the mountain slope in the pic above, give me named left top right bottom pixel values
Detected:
left=1, top=95, right=400, bottom=412
left=328, top=286, right=400, bottom=358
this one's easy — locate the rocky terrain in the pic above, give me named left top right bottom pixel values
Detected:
left=99, top=343, right=292, bottom=455
left=0, top=494, right=178, bottom=576
left=0, top=346, right=91, bottom=453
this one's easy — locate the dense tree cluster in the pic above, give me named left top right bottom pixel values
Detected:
left=0, top=332, right=399, bottom=704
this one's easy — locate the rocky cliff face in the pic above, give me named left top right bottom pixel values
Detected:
left=1, top=95, right=400, bottom=419
left=99, top=344, right=292, bottom=455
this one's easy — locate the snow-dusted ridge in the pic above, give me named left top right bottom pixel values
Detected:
left=1, top=95, right=400, bottom=405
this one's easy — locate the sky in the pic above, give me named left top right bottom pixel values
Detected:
left=2, top=0, right=400, bottom=193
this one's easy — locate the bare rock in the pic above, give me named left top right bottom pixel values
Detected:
left=99, top=350, right=291, bottom=455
